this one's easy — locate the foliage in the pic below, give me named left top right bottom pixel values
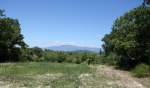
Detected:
left=102, top=6, right=150, bottom=68
left=44, top=50, right=101, bottom=64
left=144, top=0, right=150, bottom=5
left=100, top=52, right=119, bottom=65
left=132, top=63, right=150, bottom=77
left=0, top=9, right=5, bottom=18
left=17, top=47, right=102, bottom=64
left=0, top=10, right=27, bottom=62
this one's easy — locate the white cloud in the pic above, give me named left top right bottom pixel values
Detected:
left=29, top=40, right=75, bottom=48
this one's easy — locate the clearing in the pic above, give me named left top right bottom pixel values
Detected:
left=0, top=62, right=149, bottom=88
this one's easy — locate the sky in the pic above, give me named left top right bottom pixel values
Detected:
left=0, top=0, right=143, bottom=48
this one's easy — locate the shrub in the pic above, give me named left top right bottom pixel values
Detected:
left=100, top=52, right=119, bottom=65
left=132, top=63, right=150, bottom=77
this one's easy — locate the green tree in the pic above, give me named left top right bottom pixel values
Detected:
left=144, top=0, right=150, bottom=5
left=102, top=6, right=150, bottom=68
left=0, top=9, right=5, bottom=18
left=0, top=10, right=27, bottom=62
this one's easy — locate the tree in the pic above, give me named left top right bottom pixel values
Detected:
left=0, top=9, right=5, bottom=18
left=144, top=0, right=150, bottom=5
left=102, top=6, right=150, bottom=68
left=0, top=10, right=27, bottom=62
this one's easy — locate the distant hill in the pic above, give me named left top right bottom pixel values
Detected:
left=46, top=45, right=100, bottom=53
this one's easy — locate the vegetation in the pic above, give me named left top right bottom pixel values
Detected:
left=0, top=62, right=93, bottom=88
left=0, top=10, right=101, bottom=64
left=21, top=48, right=102, bottom=64
left=0, top=10, right=27, bottom=62
left=144, top=0, right=150, bottom=5
left=0, top=62, right=142, bottom=88
left=0, top=62, right=91, bottom=75
left=132, top=64, right=150, bottom=77
left=0, top=1, right=150, bottom=85
left=102, top=6, right=150, bottom=69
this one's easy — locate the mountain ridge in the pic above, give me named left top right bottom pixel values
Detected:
left=46, top=45, right=100, bottom=52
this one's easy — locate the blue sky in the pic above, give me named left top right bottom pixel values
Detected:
left=0, top=0, right=142, bottom=48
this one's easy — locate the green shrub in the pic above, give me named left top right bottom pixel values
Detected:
left=132, top=64, right=150, bottom=77
left=100, top=52, right=119, bottom=65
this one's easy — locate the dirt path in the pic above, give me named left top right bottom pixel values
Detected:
left=95, top=65, right=146, bottom=88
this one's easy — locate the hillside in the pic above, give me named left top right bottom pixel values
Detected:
left=46, top=45, right=100, bottom=52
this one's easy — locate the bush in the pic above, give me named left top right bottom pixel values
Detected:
left=100, top=52, right=119, bottom=65
left=132, top=63, right=150, bottom=77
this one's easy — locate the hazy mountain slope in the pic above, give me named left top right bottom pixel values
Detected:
left=47, top=45, right=100, bottom=52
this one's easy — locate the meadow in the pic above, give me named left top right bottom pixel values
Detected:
left=0, top=62, right=92, bottom=88
left=0, top=62, right=149, bottom=88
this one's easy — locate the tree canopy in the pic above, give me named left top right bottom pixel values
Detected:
left=144, top=0, right=150, bottom=5
left=0, top=9, right=5, bottom=18
left=102, top=6, right=150, bottom=68
left=0, top=10, right=27, bottom=62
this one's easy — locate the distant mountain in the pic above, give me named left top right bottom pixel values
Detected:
left=46, top=45, right=100, bottom=53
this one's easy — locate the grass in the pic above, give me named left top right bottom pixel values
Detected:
left=0, top=62, right=93, bottom=88
left=131, top=63, right=150, bottom=78
left=0, top=62, right=149, bottom=88
left=0, top=62, right=119, bottom=88
left=0, top=62, right=91, bottom=75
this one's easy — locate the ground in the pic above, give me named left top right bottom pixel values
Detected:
left=0, top=62, right=149, bottom=88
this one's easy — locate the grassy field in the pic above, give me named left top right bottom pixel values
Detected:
left=0, top=62, right=93, bottom=88
left=0, top=62, right=149, bottom=88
